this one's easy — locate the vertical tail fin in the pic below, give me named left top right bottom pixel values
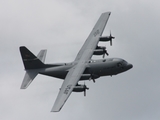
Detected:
left=20, top=46, right=46, bottom=70
left=20, top=46, right=47, bottom=89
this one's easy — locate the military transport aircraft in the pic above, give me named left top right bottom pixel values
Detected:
left=20, top=12, right=133, bottom=112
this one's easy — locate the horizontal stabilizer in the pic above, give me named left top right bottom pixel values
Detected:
left=21, top=70, right=38, bottom=89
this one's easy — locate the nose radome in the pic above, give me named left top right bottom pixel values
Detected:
left=128, top=63, right=133, bottom=69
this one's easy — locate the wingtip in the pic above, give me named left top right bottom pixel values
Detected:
left=51, top=108, right=60, bottom=112
left=102, top=11, right=111, bottom=15
left=51, top=106, right=61, bottom=112
left=20, top=85, right=27, bottom=89
left=51, top=103, right=63, bottom=112
left=51, top=110, right=59, bottom=112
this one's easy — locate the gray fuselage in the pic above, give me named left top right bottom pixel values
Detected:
left=39, top=58, right=133, bottom=81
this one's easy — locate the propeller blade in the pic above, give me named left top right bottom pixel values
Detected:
left=83, top=82, right=89, bottom=96
left=91, top=74, right=96, bottom=83
left=92, top=78, right=96, bottom=83
left=103, top=49, right=109, bottom=58
left=110, top=40, right=112, bottom=46
left=89, top=70, right=96, bottom=83
left=84, top=89, right=86, bottom=96
left=105, top=50, right=109, bottom=56
left=103, top=53, right=105, bottom=58
left=109, top=30, right=115, bottom=46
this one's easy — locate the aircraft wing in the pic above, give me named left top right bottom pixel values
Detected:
left=51, top=12, right=111, bottom=112
left=74, top=12, right=111, bottom=61
left=51, top=63, right=86, bottom=112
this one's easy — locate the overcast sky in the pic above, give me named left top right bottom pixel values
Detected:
left=0, top=0, right=160, bottom=120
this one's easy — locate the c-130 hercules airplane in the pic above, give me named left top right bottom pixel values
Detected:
left=20, top=12, right=133, bottom=112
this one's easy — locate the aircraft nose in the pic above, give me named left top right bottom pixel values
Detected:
left=128, top=63, right=133, bottom=69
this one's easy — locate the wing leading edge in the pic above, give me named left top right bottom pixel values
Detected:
left=51, top=12, right=111, bottom=112
left=75, top=12, right=111, bottom=61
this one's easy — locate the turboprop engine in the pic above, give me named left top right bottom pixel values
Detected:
left=99, top=31, right=115, bottom=46
left=93, top=46, right=109, bottom=58
left=73, top=84, right=89, bottom=96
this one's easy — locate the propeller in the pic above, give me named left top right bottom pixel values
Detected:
left=103, top=49, right=109, bottom=58
left=84, top=82, right=89, bottom=96
left=109, top=31, right=115, bottom=46
left=96, top=46, right=109, bottom=58
left=90, top=73, right=96, bottom=83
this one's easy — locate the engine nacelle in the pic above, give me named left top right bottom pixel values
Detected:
left=73, top=84, right=89, bottom=92
left=96, top=46, right=106, bottom=50
left=99, top=36, right=111, bottom=41
left=93, top=49, right=105, bottom=55
left=99, top=35, right=115, bottom=46
left=80, top=74, right=99, bottom=80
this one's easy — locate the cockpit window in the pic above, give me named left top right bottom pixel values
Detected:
left=117, top=63, right=122, bottom=67
left=122, top=60, right=127, bottom=64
